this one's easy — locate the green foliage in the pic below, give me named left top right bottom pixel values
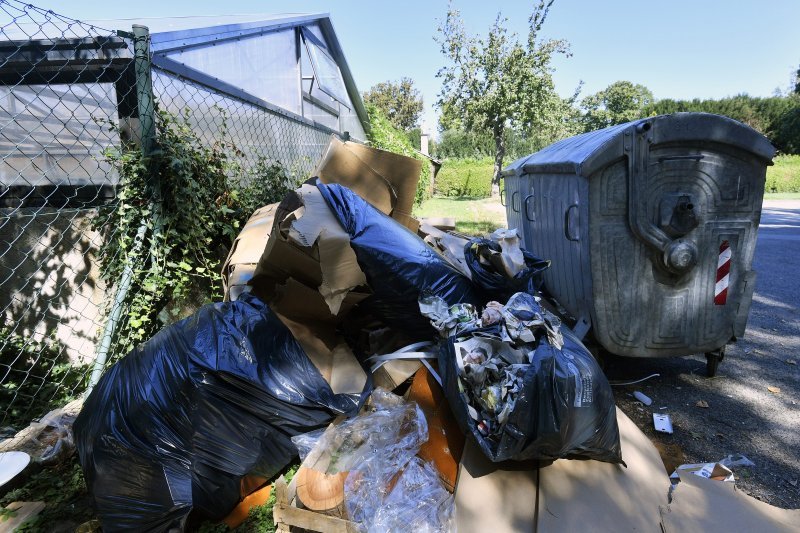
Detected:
left=644, top=94, right=800, bottom=154
left=793, top=64, right=800, bottom=95
left=0, top=460, right=93, bottom=531
left=435, top=126, right=566, bottom=164
left=0, top=328, right=87, bottom=428
left=365, top=104, right=431, bottom=204
left=435, top=129, right=494, bottom=159
left=436, top=0, right=573, bottom=183
left=362, top=77, right=424, bottom=131
left=96, top=107, right=293, bottom=361
left=771, top=99, right=800, bottom=154
left=765, top=154, right=800, bottom=193
left=580, top=81, right=654, bottom=131
left=434, top=157, right=494, bottom=197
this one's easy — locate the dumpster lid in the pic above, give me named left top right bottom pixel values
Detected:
left=501, top=113, right=776, bottom=178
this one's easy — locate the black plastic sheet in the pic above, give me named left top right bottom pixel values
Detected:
left=74, top=294, right=360, bottom=531
left=464, top=237, right=550, bottom=302
left=439, top=322, right=623, bottom=464
left=317, top=181, right=481, bottom=340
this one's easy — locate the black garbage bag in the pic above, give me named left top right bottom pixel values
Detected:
left=438, top=302, right=622, bottom=464
left=316, top=181, right=480, bottom=340
left=464, top=237, right=550, bottom=302
left=74, top=294, right=361, bottom=531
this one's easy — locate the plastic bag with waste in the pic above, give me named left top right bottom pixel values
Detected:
left=434, top=292, right=623, bottom=464
left=74, top=294, right=361, bottom=532
left=464, top=229, right=550, bottom=302
left=316, top=181, right=480, bottom=340
left=370, top=456, right=455, bottom=533
left=291, top=389, right=454, bottom=532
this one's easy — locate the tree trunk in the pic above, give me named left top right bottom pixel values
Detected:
left=491, top=125, right=506, bottom=197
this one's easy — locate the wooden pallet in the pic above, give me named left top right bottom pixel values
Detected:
left=272, top=475, right=359, bottom=533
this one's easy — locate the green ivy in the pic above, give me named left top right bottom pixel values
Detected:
left=95, top=106, right=294, bottom=361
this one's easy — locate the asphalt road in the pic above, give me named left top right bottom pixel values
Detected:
left=607, top=199, right=800, bottom=510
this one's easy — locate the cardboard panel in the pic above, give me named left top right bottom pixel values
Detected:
left=661, top=466, right=800, bottom=532
left=454, top=440, right=539, bottom=533
left=536, top=408, right=670, bottom=532
left=315, top=136, right=422, bottom=230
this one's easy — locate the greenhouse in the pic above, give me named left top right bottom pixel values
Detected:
left=0, top=2, right=370, bottom=426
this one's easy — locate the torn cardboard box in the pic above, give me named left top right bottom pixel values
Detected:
left=670, top=462, right=735, bottom=485
left=247, top=183, right=419, bottom=393
left=315, top=135, right=422, bottom=232
left=221, top=203, right=279, bottom=302
left=660, top=470, right=800, bottom=532
left=251, top=183, right=368, bottom=317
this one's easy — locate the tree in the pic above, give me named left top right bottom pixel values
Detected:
left=580, top=81, right=654, bottom=131
left=435, top=0, right=571, bottom=190
left=794, top=64, right=800, bottom=95
left=363, top=78, right=424, bottom=131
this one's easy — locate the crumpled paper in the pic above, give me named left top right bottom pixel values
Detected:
left=418, top=295, right=480, bottom=338
left=420, top=291, right=567, bottom=441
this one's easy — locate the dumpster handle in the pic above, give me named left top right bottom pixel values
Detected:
left=565, top=203, right=580, bottom=241
left=511, top=191, right=520, bottom=212
left=627, top=124, right=698, bottom=275
left=500, top=188, right=506, bottom=206
left=524, top=194, right=535, bottom=221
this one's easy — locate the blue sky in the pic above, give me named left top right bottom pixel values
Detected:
left=13, top=0, right=800, bottom=132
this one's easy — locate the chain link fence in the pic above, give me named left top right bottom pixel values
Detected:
left=0, top=0, right=341, bottom=429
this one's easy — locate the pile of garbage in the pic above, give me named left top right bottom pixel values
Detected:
left=73, top=137, right=622, bottom=531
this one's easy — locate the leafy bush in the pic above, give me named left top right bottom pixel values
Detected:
left=96, top=107, right=293, bottom=361
left=644, top=94, right=800, bottom=154
left=365, top=104, right=431, bottom=204
left=765, top=154, right=800, bottom=193
left=434, top=157, right=494, bottom=198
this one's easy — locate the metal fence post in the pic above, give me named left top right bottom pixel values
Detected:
left=87, top=25, right=159, bottom=391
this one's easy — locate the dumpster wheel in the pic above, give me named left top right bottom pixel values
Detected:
left=705, top=346, right=726, bottom=377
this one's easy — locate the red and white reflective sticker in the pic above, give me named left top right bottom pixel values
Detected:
left=714, top=240, right=731, bottom=305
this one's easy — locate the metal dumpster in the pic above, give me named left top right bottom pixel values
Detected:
left=501, top=113, right=776, bottom=375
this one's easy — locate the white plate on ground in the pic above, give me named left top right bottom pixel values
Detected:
left=0, top=451, right=30, bottom=487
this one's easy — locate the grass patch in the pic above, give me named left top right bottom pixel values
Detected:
left=764, top=192, right=800, bottom=199
left=434, top=157, right=494, bottom=198
left=414, top=196, right=507, bottom=236
left=765, top=154, right=800, bottom=193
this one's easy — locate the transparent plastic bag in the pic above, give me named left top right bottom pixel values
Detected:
left=368, top=457, right=454, bottom=533
left=291, top=389, right=454, bottom=532
left=292, top=389, right=425, bottom=478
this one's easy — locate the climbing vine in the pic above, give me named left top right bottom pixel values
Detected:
left=95, top=106, right=295, bottom=360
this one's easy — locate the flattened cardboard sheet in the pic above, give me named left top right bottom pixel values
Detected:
left=537, top=408, right=670, bottom=532
left=272, top=280, right=367, bottom=395
left=454, top=439, right=538, bottom=533
left=660, top=470, right=800, bottom=532
left=315, top=136, right=422, bottom=231
left=455, top=408, right=673, bottom=533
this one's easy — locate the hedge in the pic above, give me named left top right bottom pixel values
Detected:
left=434, top=157, right=494, bottom=198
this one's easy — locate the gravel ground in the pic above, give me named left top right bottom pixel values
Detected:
left=605, top=200, right=800, bottom=510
